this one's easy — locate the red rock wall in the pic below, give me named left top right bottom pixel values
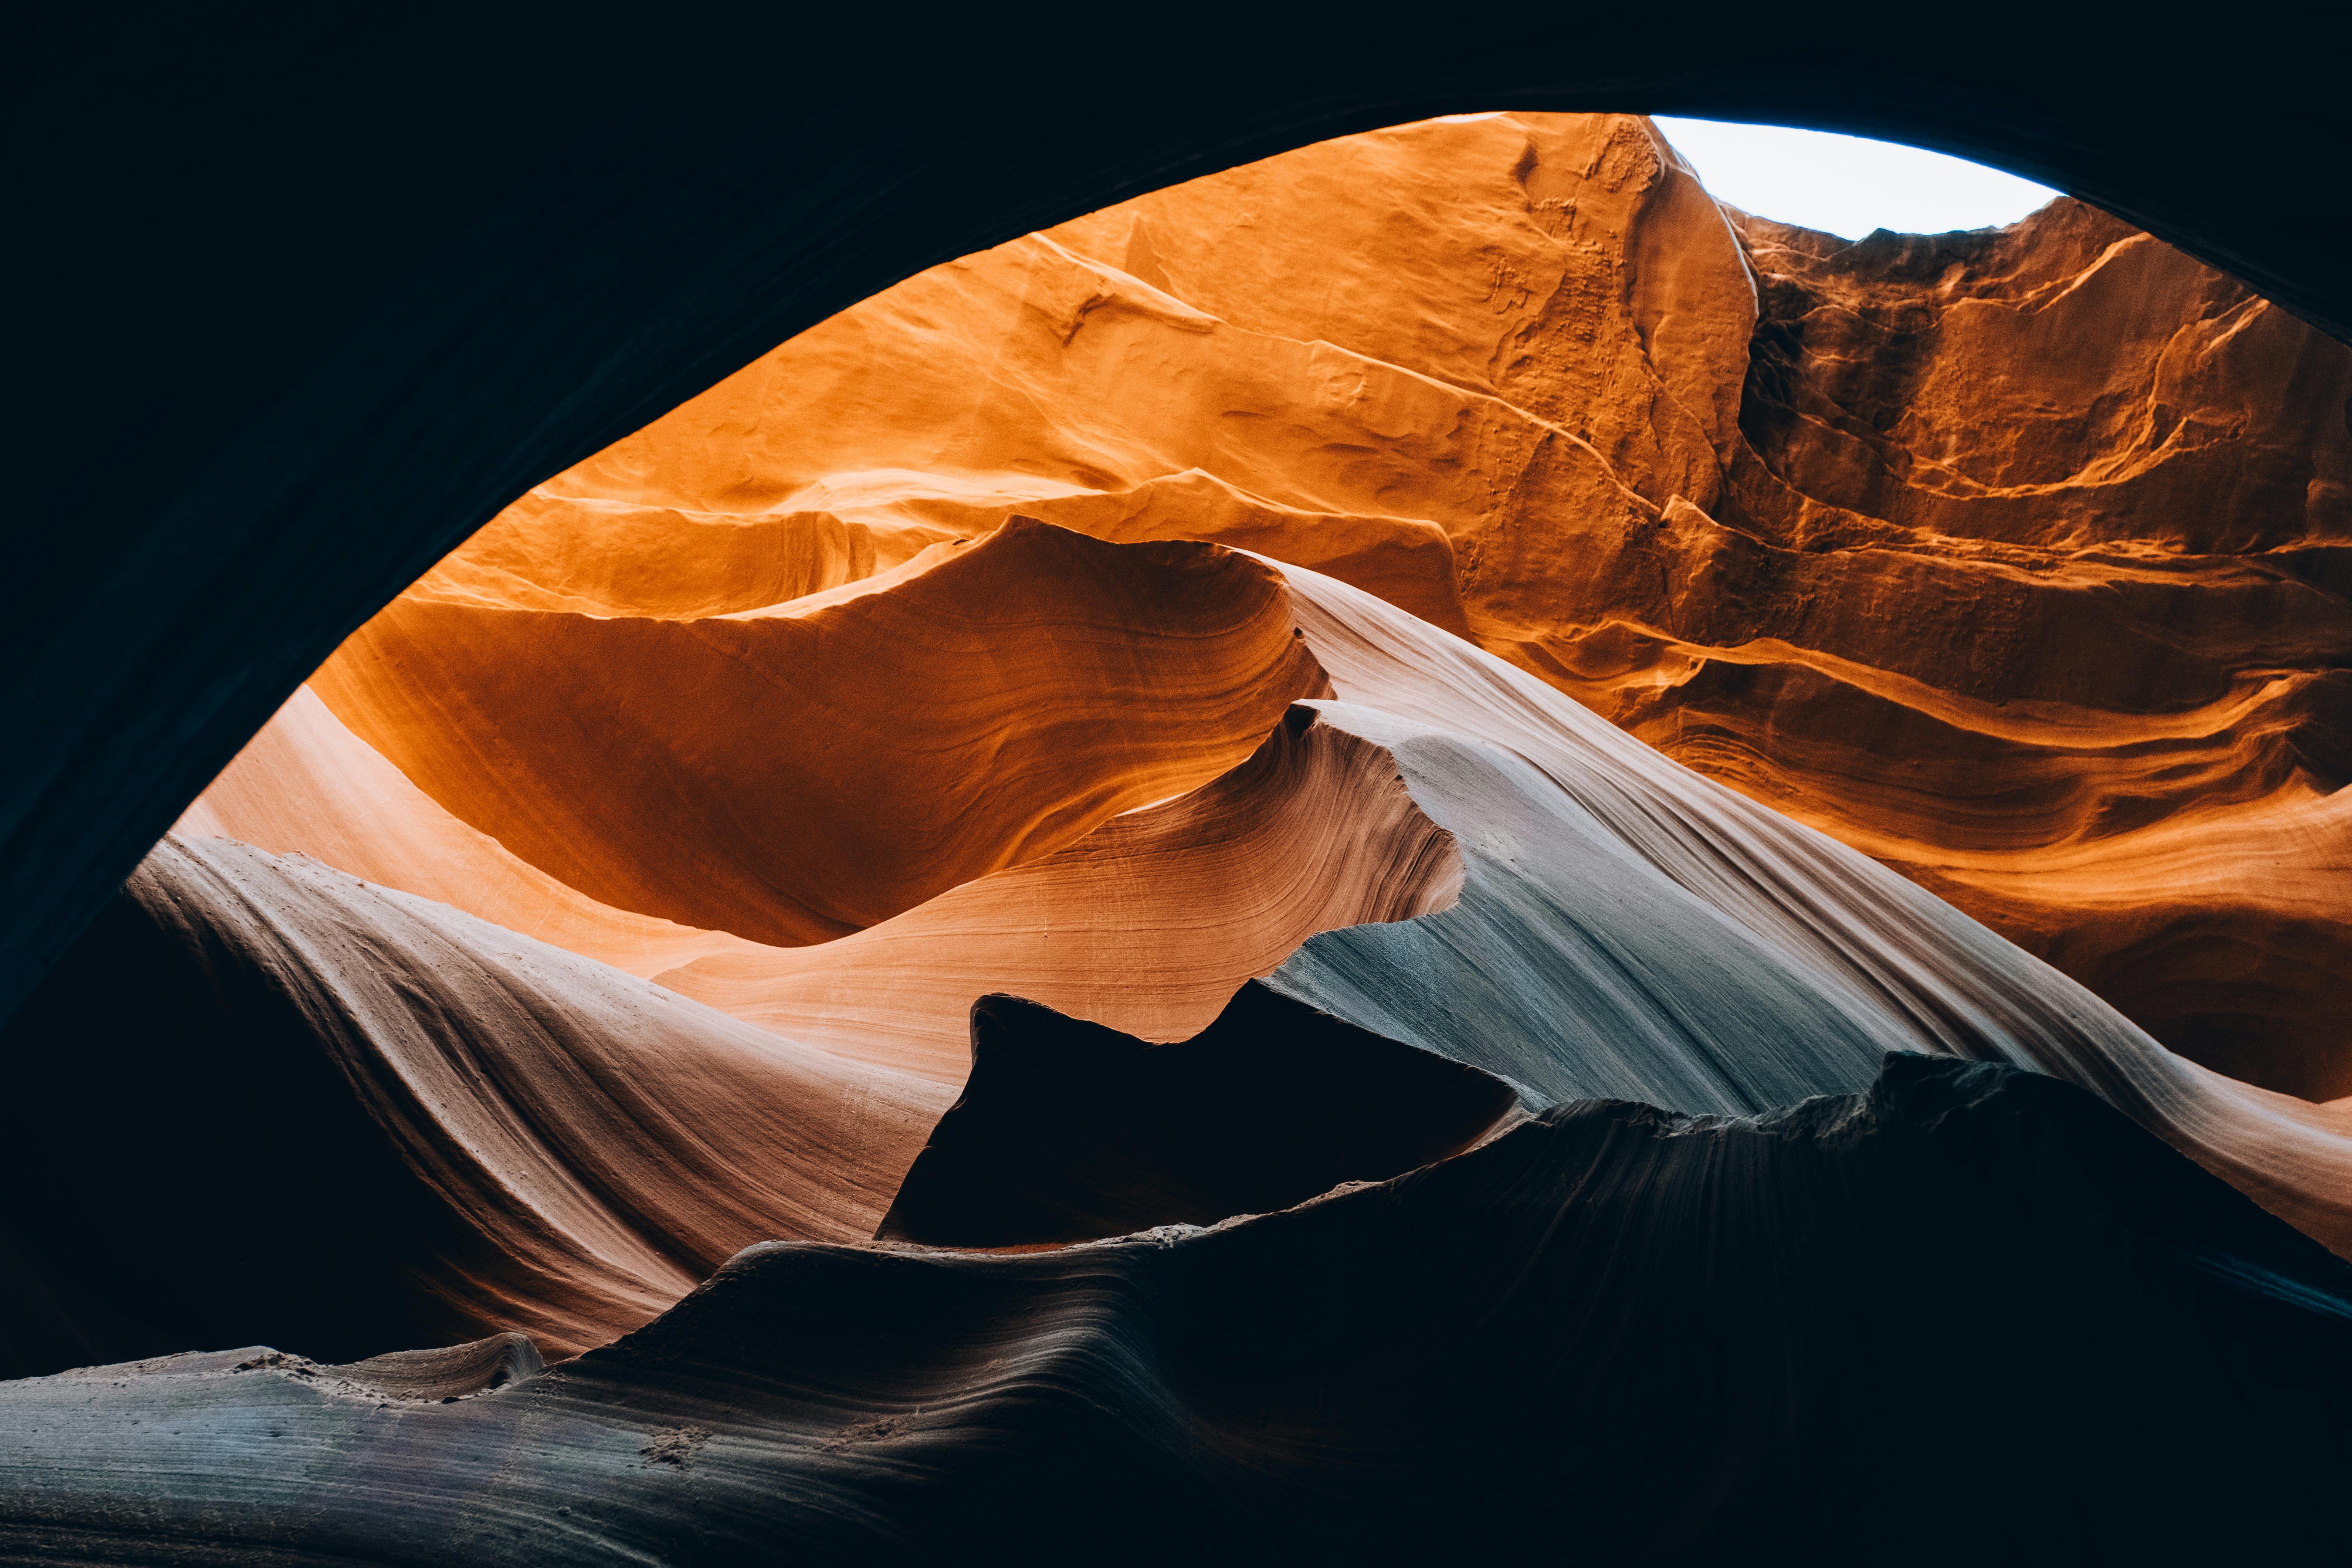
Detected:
left=311, top=111, right=2345, bottom=1102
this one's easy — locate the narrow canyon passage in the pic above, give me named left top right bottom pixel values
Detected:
left=4, top=109, right=2346, bottom=1566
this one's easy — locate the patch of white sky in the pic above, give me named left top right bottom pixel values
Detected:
left=1649, top=117, right=2059, bottom=240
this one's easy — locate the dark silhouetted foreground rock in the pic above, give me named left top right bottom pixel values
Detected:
left=877, top=986, right=1518, bottom=1246
left=3, top=1057, right=2346, bottom=1565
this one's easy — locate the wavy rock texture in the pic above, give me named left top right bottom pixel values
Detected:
left=1263, top=564, right=2352, bottom=1253
left=178, top=684, right=1460, bottom=1084
left=432, top=110, right=2347, bottom=1101
left=200, top=500, right=2352, bottom=1256
left=0, top=834, right=948, bottom=1375
left=1642, top=205, right=2352, bottom=1104
left=174, top=685, right=737, bottom=979
left=3, top=1057, right=2348, bottom=1564
left=313, top=518, right=1325, bottom=946
left=655, top=701, right=1462, bottom=1080
left=9, top=107, right=2350, bottom=1561
left=148, top=526, right=2352, bottom=1272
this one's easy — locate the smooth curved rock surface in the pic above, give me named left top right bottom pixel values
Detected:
left=18, top=4, right=2352, bottom=1067
left=654, top=701, right=1461, bottom=1080
left=180, top=649, right=1457, bottom=1088
left=169, top=520, right=2352, bottom=1260
left=175, top=685, right=737, bottom=979
left=471, top=111, right=2350, bottom=1100
left=313, top=518, right=1325, bottom=945
left=3, top=1057, right=2345, bottom=1564
left=11, top=99, right=2351, bottom=1560
left=0, top=834, right=949, bottom=1375
left=1266, top=563, right=2352, bottom=1255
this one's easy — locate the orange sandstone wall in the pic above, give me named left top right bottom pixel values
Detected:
left=312, top=111, right=2352, bottom=1101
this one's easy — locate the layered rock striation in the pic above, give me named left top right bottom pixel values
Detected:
left=315, top=520, right=1325, bottom=947
left=371, top=111, right=2345, bottom=1101
left=17, top=519, right=2345, bottom=1380
left=0, top=834, right=949, bottom=1370
left=6, top=108, right=2349, bottom=1561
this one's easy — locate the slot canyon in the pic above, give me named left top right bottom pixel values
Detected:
left=5, top=103, right=2348, bottom=1565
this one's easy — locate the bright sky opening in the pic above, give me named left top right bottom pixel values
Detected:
left=1651, top=117, right=2060, bottom=240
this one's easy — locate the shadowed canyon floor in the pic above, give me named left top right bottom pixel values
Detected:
left=5, top=111, right=2349, bottom=1562
left=5, top=1059, right=2349, bottom=1563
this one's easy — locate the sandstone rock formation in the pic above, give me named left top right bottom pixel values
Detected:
left=6, top=109, right=2349, bottom=1562
left=1672, top=203, right=2352, bottom=1105
left=17, top=520, right=2347, bottom=1352
left=314, top=520, right=1325, bottom=947
left=369, top=109, right=2339, bottom=1105
left=0, top=834, right=949, bottom=1367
